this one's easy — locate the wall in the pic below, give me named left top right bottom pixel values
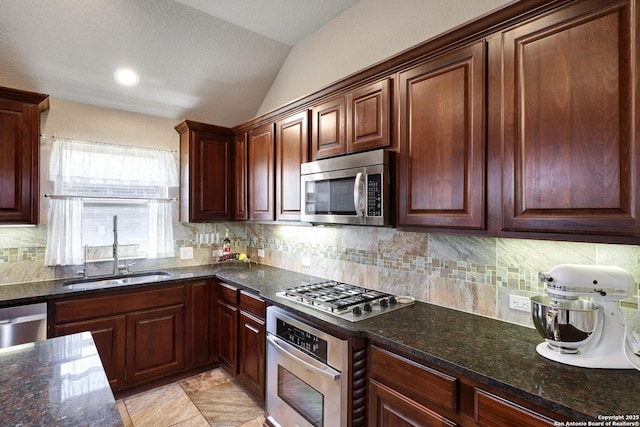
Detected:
left=258, top=0, right=511, bottom=113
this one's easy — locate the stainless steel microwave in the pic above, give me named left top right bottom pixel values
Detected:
left=300, top=149, right=394, bottom=226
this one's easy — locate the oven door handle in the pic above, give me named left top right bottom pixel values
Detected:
left=267, top=335, right=341, bottom=381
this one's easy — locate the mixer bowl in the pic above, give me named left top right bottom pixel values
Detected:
left=531, top=296, right=601, bottom=354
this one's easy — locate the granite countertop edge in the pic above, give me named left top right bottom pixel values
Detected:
left=1, top=263, right=638, bottom=421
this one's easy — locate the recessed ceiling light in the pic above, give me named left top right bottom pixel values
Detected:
left=114, top=68, right=139, bottom=87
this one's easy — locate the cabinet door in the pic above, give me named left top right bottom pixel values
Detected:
left=276, top=111, right=308, bottom=221
left=347, top=78, right=390, bottom=153
left=398, top=41, right=486, bottom=229
left=217, top=300, right=238, bottom=375
left=369, top=379, right=457, bottom=427
left=248, top=123, right=275, bottom=220
left=311, top=95, right=346, bottom=159
left=498, top=0, right=639, bottom=235
left=0, top=93, right=46, bottom=224
left=234, top=132, right=248, bottom=220
left=177, top=121, right=233, bottom=222
left=238, top=310, right=265, bottom=402
left=186, top=280, right=215, bottom=368
left=54, top=315, right=126, bottom=391
left=125, top=304, right=185, bottom=385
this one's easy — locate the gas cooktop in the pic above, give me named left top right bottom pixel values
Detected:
left=276, top=280, right=414, bottom=322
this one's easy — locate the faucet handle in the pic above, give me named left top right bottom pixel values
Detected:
left=126, top=262, right=136, bottom=273
left=118, top=262, right=136, bottom=274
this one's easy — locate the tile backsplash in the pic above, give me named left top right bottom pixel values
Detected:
left=1, top=221, right=639, bottom=330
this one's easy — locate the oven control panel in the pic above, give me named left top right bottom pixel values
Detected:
left=276, top=318, right=328, bottom=363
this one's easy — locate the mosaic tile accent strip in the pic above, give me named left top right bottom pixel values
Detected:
left=0, top=247, right=45, bottom=263
left=248, top=235, right=550, bottom=291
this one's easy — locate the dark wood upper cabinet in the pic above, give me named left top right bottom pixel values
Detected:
left=311, top=95, right=346, bottom=160
left=176, top=120, right=233, bottom=222
left=234, top=132, right=248, bottom=221
left=347, top=78, right=390, bottom=153
left=398, top=41, right=486, bottom=229
left=0, top=86, right=49, bottom=225
left=311, top=79, right=391, bottom=160
left=248, top=123, right=275, bottom=221
left=495, top=0, right=639, bottom=236
left=276, top=111, right=309, bottom=221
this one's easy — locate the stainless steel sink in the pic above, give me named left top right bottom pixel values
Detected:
left=63, top=271, right=173, bottom=290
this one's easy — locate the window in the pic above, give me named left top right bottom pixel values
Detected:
left=45, top=138, right=178, bottom=266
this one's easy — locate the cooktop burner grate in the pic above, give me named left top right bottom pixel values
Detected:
left=277, top=280, right=413, bottom=322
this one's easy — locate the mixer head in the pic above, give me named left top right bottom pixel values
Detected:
left=539, top=264, right=635, bottom=302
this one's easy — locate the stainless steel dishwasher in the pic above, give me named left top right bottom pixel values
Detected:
left=0, top=303, right=47, bottom=349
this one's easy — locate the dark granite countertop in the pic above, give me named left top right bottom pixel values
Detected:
left=0, top=332, right=122, bottom=427
left=1, top=263, right=639, bottom=421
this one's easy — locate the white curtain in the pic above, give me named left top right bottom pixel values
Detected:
left=46, top=138, right=178, bottom=265
left=147, top=200, right=175, bottom=259
left=49, top=138, right=178, bottom=187
left=45, top=197, right=83, bottom=266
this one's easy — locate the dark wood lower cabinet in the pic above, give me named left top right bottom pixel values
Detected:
left=217, top=300, right=238, bottom=374
left=125, top=304, right=185, bottom=386
left=238, top=310, right=265, bottom=401
left=186, top=280, right=217, bottom=368
left=50, top=280, right=217, bottom=394
left=474, top=389, right=556, bottom=427
left=369, top=378, right=456, bottom=427
left=216, top=283, right=266, bottom=403
left=368, top=345, right=564, bottom=427
left=54, top=315, right=126, bottom=390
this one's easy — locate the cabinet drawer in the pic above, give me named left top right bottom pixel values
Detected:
left=239, top=290, right=265, bottom=318
left=219, top=282, right=239, bottom=305
left=53, top=285, right=185, bottom=324
left=369, top=378, right=457, bottom=427
left=475, top=389, right=557, bottom=427
left=370, top=345, right=458, bottom=412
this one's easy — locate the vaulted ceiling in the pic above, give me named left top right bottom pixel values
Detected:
left=0, top=0, right=359, bottom=126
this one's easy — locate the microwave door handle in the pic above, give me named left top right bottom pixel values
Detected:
left=267, top=335, right=341, bottom=381
left=353, top=172, right=365, bottom=219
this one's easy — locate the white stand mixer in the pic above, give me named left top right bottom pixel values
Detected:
left=535, top=264, right=640, bottom=370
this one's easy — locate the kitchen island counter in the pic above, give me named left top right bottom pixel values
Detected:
left=0, top=332, right=122, bottom=426
left=1, top=264, right=639, bottom=421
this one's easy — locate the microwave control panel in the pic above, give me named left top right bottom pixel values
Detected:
left=367, top=173, right=382, bottom=217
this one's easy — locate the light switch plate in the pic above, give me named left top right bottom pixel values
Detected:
left=258, top=249, right=265, bottom=258
left=180, top=246, right=194, bottom=260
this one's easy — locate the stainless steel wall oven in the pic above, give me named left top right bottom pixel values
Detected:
left=265, top=306, right=350, bottom=427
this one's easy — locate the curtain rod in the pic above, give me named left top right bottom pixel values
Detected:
left=44, top=194, right=177, bottom=202
left=40, top=134, right=177, bottom=153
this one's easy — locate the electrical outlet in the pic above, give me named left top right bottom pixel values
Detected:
left=258, top=249, right=265, bottom=258
left=301, top=256, right=311, bottom=267
left=509, top=294, right=531, bottom=312
left=180, top=246, right=193, bottom=260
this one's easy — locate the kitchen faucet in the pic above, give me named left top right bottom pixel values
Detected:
left=112, top=215, right=133, bottom=275
left=113, top=215, right=120, bottom=275
left=77, top=244, right=89, bottom=279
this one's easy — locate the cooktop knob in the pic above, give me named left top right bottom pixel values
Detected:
left=389, top=296, right=397, bottom=305
left=363, top=303, right=372, bottom=312
left=352, top=306, right=362, bottom=315
left=379, top=298, right=389, bottom=307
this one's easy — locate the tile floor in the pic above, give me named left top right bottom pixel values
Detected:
left=116, top=368, right=265, bottom=427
